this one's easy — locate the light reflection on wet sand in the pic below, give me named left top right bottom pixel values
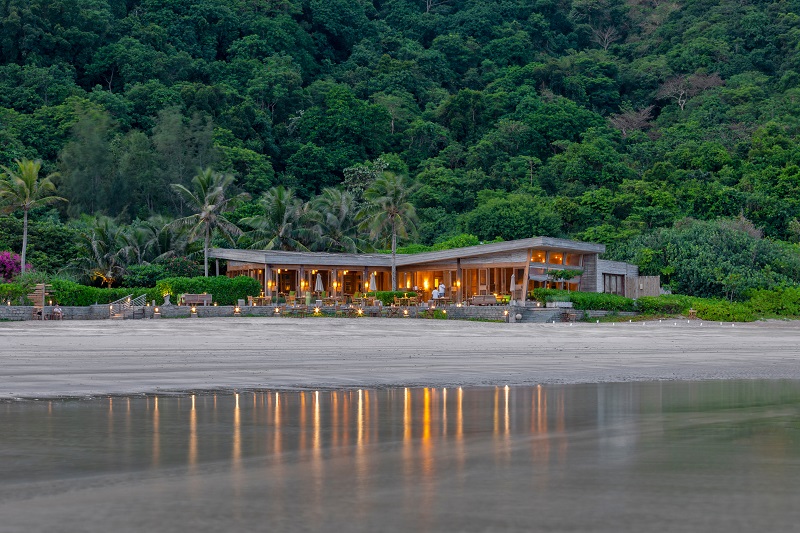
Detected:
left=2, top=382, right=800, bottom=532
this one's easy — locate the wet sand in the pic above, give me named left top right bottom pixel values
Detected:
left=1, top=318, right=798, bottom=399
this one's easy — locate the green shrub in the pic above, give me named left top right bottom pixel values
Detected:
left=370, top=291, right=418, bottom=306
left=635, top=295, right=697, bottom=315
left=154, top=276, right=261, bottom=305
left=530, top=289, right=635, bottom=311
left=0, top=282, right=28, bottom=304
left=122, top=264, right=167, bottom=288
left=747, top=287, right=800, bottom=316
left=50, top=279, right=150, bottom=306
left=693, top=300, right=756, bottom=322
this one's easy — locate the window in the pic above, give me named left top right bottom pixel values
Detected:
left=603, top=274, right=625, bottom=296
left=565, top=253, right=582, bottom=266
left=531, top=250, right=546, bottom=263
left=549, top=252, right=564, bottom=265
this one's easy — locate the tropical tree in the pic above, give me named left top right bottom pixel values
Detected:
left=72, top=216, right=127, bottom=287
left=171, top=168, right=247, bottom=277
left=0, top=159, right=66, bottom=274
left=240, top=185, right=312, bottom=251
left=358, top=173, right=418, bottom=291
left=310, top=188, right=361, bottom=253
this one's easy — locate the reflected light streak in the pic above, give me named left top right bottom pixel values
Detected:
left=152, top=396, right=160, bottom=467
left=274, top=392, right=281, bottom=454
left=189, top=395, right=197, bottom=469
left=504, top=385, right=510, bottom=436
left=442, top=388, right=447, bottom=436
left=358, top=389, right=363, bottom=446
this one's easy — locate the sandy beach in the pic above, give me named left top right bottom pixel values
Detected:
left=1, top=317, right=798, bottom=399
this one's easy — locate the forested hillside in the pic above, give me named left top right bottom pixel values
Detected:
left=2, top=0, right=800, bottom=297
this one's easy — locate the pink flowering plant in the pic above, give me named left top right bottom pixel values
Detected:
left=0, top=251, right=30, bottom=282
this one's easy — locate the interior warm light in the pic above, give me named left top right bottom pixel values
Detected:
left=423, top=279, right=429, bottom=290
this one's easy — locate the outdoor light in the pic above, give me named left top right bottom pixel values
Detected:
left=357, top=308, right=363, bottom=316
left=191, top=306, right=197, bottom=313
left=275, top=307, right=280, bottom=314
left=314, top=307, right=320, bottom=314
left=403, top=309, right=409, bottom=316
left=234, top=306, right=241, bottom=315
left=504, top=310, right=509, bottom=316
left=443, top=310, right=447, bottom=315
left=154, top=307, right=159, bottom=313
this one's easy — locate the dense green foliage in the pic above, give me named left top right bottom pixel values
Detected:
left=371, top=290, right=418, bottom=306
left=154, top=275, right=261, bottom=305
left=2, top=0, right=800, bottom=300
left=531, top=288, right=635, bottom=311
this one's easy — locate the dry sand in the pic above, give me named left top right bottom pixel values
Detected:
left=1, top=317, right=798, bottom=399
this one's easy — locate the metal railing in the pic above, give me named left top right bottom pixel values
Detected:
left=109, top=294, right=148, bottom=319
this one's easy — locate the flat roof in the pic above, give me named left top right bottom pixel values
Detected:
left=209, top=236, right=605, bottom=268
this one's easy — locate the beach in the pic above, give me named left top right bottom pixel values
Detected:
left=1, top=318, right=797, bottom=399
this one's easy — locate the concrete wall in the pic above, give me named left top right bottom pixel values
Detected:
left=580, top=254, right=597, bottom=292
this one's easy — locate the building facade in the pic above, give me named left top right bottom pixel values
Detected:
left=209, top=237, right=658, bottom=302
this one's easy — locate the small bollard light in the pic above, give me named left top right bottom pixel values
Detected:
left=234, top=305, right=241, bottom=316
left=275, top=307, right=280, bottom=314
left=314, top=307, right=320, bottom=315
left=357, top=308, right=363, bottom=316
left=403, top=309, right=409, bottom=316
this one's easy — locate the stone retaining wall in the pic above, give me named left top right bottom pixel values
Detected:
left=0, top=303, right=575, bottom=323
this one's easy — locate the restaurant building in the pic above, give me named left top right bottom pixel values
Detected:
left=209, top=236, right=659, bottom=303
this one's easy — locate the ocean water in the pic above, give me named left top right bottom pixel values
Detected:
left=2, top=381, right=799, bottom=532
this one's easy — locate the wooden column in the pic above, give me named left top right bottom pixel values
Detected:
left=456, top=259, right=462, bottom=304
left=299, top=266, right=305, bottom=295
left=521, top=250, right=531, bottom=305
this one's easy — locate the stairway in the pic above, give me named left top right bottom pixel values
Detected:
left=514, top=304, right=565, bottom=323
left=109, top=294, right=147, bottom=320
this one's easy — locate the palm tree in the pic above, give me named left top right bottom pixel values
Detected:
left=0, top=159, right=66, bottom=274
left=358, top=172, right=418, bottom=291
left=72, top=216, right=127, bottom=287
left=240, top=185, right=312, bottom=251
left=310, top=188, right=361, bottom=253
left=171, top=168, right=248, bottom=277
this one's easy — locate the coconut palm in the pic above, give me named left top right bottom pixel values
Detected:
left=72, top=216, right=128, bottom=287
left=171, top=168, right=247, bottom=277
left=0, top=159, right=66, bottom=274
left=240, top=185, right=312, bottom=251
left=310, top=188, right=361, bottom=253
left=358, top=172, right=418, bottom=291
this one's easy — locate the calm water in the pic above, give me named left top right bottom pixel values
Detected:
left=2, top=382, right=800, bottom=532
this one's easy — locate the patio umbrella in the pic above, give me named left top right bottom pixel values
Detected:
left=509, top=273, right=516, bottom=296
left=315, top=273, right=324, bottom=292
left=369, top=272, right=377, bottom=293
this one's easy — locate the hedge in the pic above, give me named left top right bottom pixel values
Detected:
left=369, top=291, right=418, bottom=306
left=530, top=289, right=636, bottom=311
left=153, top=276, right=261, bottom=305
left=747, top=287, right=800, bottom=317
